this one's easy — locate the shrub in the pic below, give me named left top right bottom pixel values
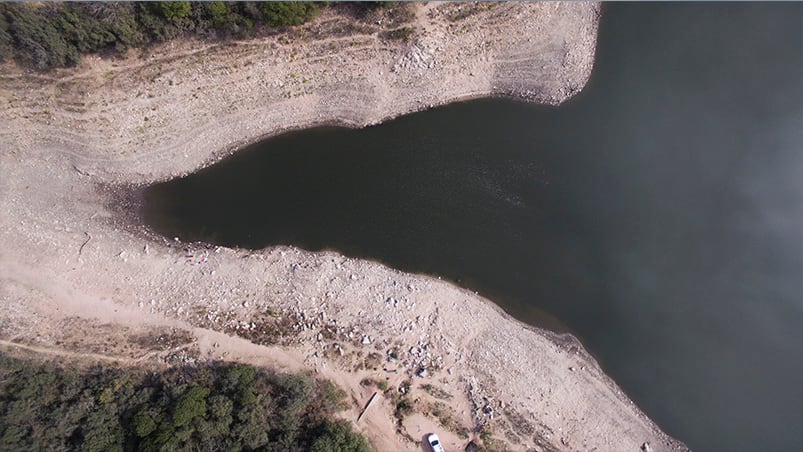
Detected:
left=383, top=26, right=414, bottom=42
left=150, top=2, right=192, bottom=21
left=205, top=1, right=232, bottom=29
left=309, top=420, right=373, bottom=452
left=0, top=9, right=13, bottom=62
left=2, top=3, right=79, bottom=69
left=260, top=2, right=320, bottom=27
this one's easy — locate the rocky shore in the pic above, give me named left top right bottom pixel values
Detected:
left=0, top=3, right=687, bottom=451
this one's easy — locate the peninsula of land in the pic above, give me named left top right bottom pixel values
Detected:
left=0, top=3, right=687, bottom=451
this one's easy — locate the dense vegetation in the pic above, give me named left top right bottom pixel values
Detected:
left=0, top=2, right=328, bottom=70
left=0, top=352, right=371, bottom=451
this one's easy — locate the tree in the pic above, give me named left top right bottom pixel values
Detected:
left=133, top=410, right=157, bottom=438
left=172, top=386, right=209, bottom=428
left=0, top=353, right=372, bottom=451
left=1, top=2, right=330, bottom=70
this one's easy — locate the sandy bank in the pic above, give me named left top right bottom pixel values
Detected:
left=0, top=3, right=686, bottom=451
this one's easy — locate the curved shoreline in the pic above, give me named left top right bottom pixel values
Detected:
left=1, top=3, right=687, bottom=451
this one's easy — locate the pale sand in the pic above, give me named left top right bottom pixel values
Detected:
left=0, top=3, right=687, bottom=451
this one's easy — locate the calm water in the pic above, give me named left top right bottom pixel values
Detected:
left=143, top=4, right=803, bottom=451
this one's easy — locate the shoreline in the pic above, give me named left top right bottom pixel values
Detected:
left=1, top=3, right=687, bottom=451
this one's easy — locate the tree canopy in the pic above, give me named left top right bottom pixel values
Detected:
left=0, top=2, right=326, bottom=70
left=0, top=352, right=371, bottom=451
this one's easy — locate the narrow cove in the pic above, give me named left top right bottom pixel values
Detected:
left=142, top=4, right=803, bottom=451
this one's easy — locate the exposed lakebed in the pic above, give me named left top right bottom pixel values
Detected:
left=142, top=4, right=803, bottom=451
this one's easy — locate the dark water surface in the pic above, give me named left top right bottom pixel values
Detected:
left=143, top=4, right=803, bottom=451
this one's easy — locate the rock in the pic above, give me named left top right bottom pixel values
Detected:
left=362, top=335, right=371, bottom=345
left=641, top=442, right=652, bottom=452
left=416, top=367, right=428, bottom=378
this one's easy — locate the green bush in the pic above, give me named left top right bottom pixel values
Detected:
left=383, top=26, right=414, bottom=42
left=1, top=3, right=78, bottom=69
left=0, top=10, right=13, bottom=62
left=260, top=1, right=320, bottom=27
left=150, top=2, right=192, bottom=21
left=135, top=3, right=182, bottom=42
left=309, top=419, right=373, bottom=452
left=205, top=1, right=232, bottom=29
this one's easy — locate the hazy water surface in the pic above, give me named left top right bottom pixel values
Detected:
left=143, top=4, right=803, bottom=450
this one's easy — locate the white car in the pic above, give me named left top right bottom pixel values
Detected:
left=427, top=433, right=445, bottom=452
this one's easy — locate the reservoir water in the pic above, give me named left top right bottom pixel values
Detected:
left=142, top=3, right=803, bottom=451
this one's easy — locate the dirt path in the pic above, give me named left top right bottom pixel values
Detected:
left=0, top=3, right=686, bottom=451
left=0, top=339, right=152, bottom=364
